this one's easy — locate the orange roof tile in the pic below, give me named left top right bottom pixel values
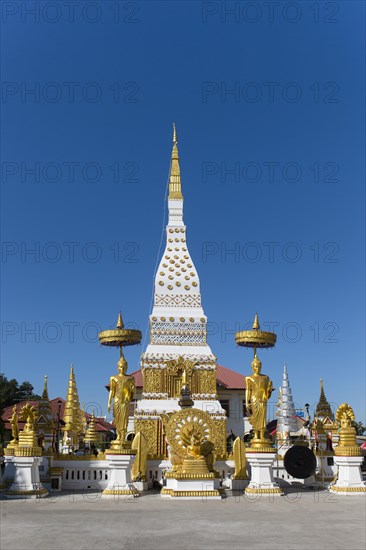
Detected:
left=1, top=398, right=113, bottom=432
left=216, top=364, right=245, bottom=389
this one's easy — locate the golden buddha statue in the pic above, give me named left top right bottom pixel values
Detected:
left=19, top=403, right=38, bottom=447
left=245, top=353, right=273, bottom=449
left=9, top=405, right=19, bottom=447
left=107, top=354, right=135, bottom=446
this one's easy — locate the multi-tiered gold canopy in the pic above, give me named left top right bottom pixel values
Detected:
left=98, top=312, right=142, bottom=356
left=235, top=313, right=277, bottom=355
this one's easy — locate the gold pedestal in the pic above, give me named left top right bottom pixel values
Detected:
left=19, top=432, right=37, bottom=447
left=106, top=440, right=136, bottom=456
left=248, top=438, right=274, bottom=453
left=182, top=457, right=210, bottom=476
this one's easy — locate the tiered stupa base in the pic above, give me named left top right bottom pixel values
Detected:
left=161, top=457, right=223, bottom=500
left=103, top=443, right=139, bottom=497
left=329, top=455, right=366, bottom=495
left=245, top=450, right=283, bottom=496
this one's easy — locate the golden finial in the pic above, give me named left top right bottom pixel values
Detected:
left=117, top=311, right=124, bottom=329
left=252, top=313, right=260, bottom=330
left=168, top=123, right=183, bottom=200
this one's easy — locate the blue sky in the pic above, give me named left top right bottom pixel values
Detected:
left=1, top=1, right=365, bottom=423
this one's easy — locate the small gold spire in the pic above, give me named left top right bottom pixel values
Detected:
left=62, top=366, right=83, bottom=446
left=252, top=313, right=260, bottom=330
left=42, top=375, right=49, bottom=399
left=117, top=312, right=124, bottom=329
left=84, top=410, right=98, bottom=445
left=168, top=123, right=183, bottom=200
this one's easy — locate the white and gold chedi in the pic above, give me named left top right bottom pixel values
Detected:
left=134, top=124, right=227, bottom=461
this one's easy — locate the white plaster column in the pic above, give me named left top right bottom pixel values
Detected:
left=6, top=456, right=48, bottom=499
left=246, top=453, right=283, bottom=495
left=103, top=453, right=138, bottom=497
left=329, top=455, right=366, bottom=495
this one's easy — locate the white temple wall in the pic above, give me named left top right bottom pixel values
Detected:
left=217, top=389, right=245, bottom=438
left=52, top=460, right=110, bottom=490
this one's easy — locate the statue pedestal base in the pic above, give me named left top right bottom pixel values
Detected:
left=6, top=456, right=48, bottom=499
left=161, top=472, right=223, bottom=500
left=329, top=455, right=366, bottom=495
left=103, top=453, right=139, bottom=497
left=3, top=453, right=15, bottom=487
left=246, top=453, right=283, bottom=496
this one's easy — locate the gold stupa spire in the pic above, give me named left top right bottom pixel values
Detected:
left=62, top=366, right=83, bottom=445
left=84, top=411, right=98, bottom=444
left=168, top=123, right=183, bottom=200
left=42, top=375, right=49, bottom=399
left=252, top=313, right=260, bottom=330
left=78, top=402, right=87, bottom=435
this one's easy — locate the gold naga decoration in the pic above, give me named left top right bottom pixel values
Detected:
left=236, top=313, right=276, bottom=452
left=334, top=403, right=360, bottom=456
left=131, top=432, right=148, bottom=481
left=162, top=409, right=217, bottom=477
left=233, top=437, right=248, bottom=480
left=6, top=403, right=43, bottom=457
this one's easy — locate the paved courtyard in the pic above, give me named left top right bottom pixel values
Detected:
left=1, top=489, right=365, bottom=550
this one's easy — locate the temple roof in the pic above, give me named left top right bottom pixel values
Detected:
left=315, top=379, right=335, bottom=421
left=1, top=398, right=114, bottom=433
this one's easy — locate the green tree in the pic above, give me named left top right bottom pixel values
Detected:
left=0, top=374, right=41, bottom=443
left=18, top=381, right=37, bottom=401
left=0, top=373, right=19, bottom=411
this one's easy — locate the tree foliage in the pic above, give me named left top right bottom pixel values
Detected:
left=0, top=373, right=41, bottom=442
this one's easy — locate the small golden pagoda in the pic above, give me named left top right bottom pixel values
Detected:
left=84, top=411, right=98, bottom=445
